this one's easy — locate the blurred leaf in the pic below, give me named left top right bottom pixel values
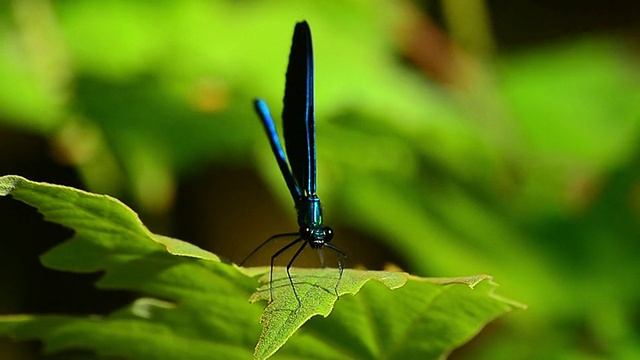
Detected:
left=58, top=0, right=166, bottom=79
left=499, top=38, right=640, bottom=215
left=500, top=39, right=640, bottom=165
left=71, top=76, right=258, bottom=212
left=0, top=18, right=63, bottom=132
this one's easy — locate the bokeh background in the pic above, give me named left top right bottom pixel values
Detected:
left=1, top=0, right=639, bottom=359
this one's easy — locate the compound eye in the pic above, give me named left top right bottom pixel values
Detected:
left=325, top=228, right=334, bottom=241
left=302, top=226, right=312, bottom=238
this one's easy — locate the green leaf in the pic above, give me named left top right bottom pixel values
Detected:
left=0, top=175, right=523, bottom=359
left=0, top=175, right=262, bottom=359
left=250, top=269, right=522, bottom=360
left=250, top=268, right=407, bottom=359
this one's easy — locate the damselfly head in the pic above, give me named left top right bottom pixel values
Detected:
left=301, top=225, right=333, bottom=248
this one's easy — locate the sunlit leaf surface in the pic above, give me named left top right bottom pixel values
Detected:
left=0, top=176, right=521, bottom=359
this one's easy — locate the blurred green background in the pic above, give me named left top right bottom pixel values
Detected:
left=1, top=0, right=639, bottom=359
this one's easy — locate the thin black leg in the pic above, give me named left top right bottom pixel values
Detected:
left=240, top=232, right=298, bottom=265
left=285, top=241, right=308, bottom=307
left=325, top=243, right=347, bottom=299
left=270, top=237, right=303, bottom=302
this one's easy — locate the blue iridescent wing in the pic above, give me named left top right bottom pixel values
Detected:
left=282, top=21, right=316, bottom=197
left=254, top=99, right=302, bottom=201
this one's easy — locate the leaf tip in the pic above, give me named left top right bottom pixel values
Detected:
left=0, top=175, right=23, bottom=196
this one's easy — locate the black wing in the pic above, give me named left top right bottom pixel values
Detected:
left=282, top=21, right=316, bottom=197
